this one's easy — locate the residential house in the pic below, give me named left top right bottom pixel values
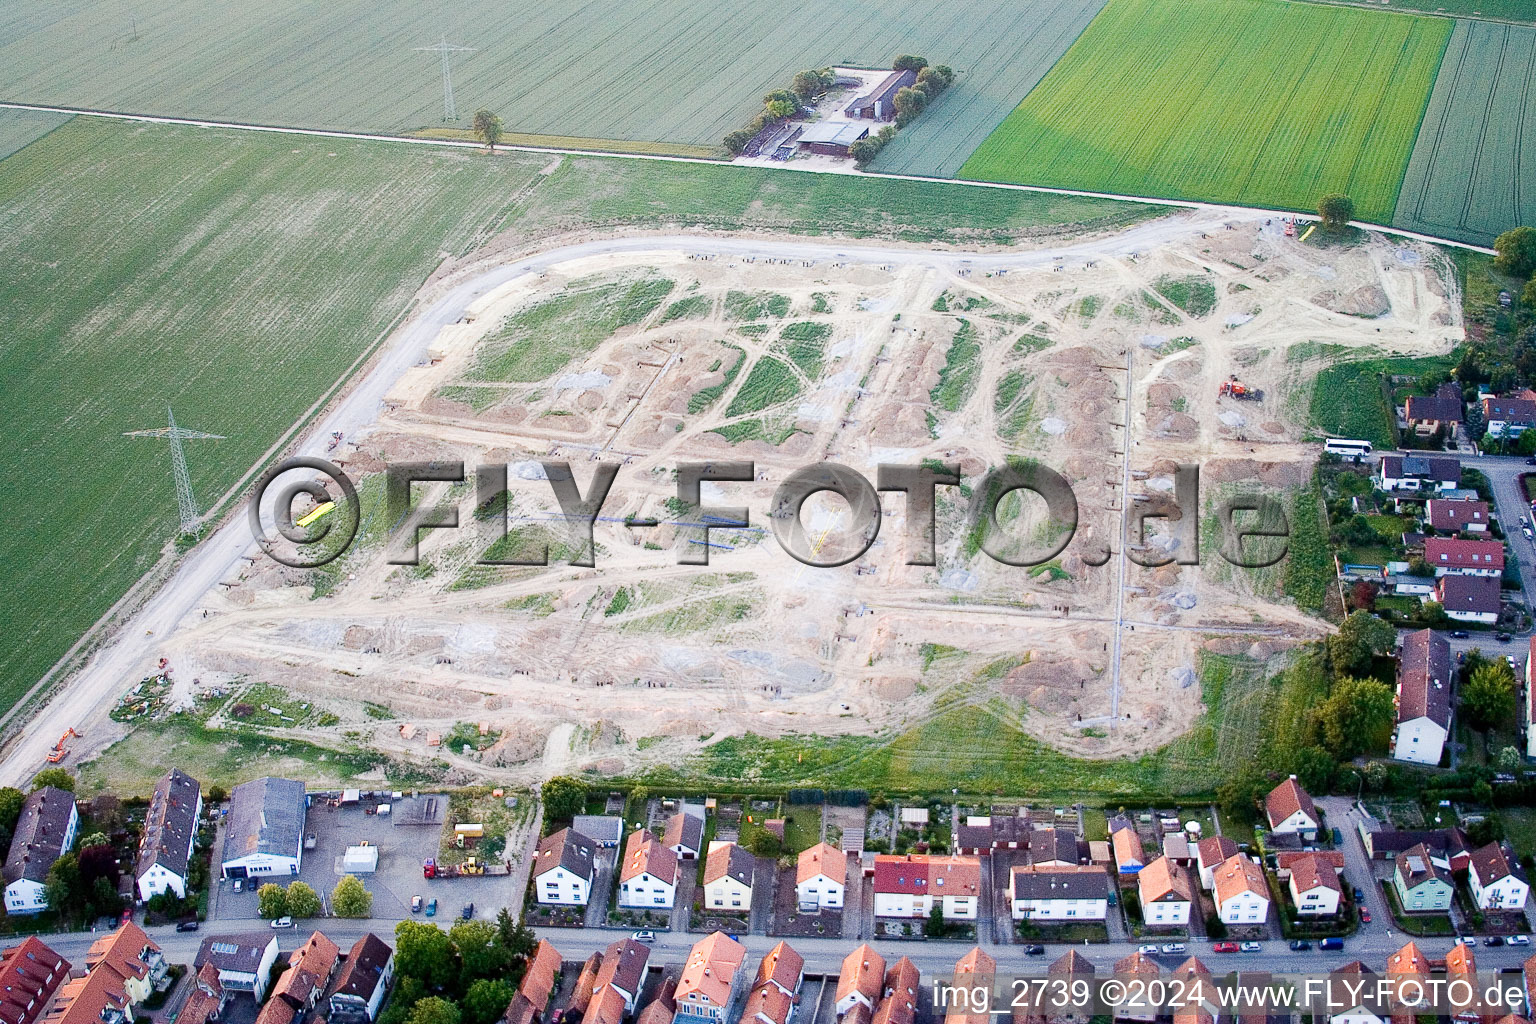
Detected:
left=330, top=934, right=395, bottom=1024
left=83, top=923, right=166, bottom=1006
left=796, top=842, right=845, bottom=912
left=0, top=936, right=69, bottom=1024
left=1015, top=951, right=1094, bottom=1024
left=703, top=843, right=754, bottom=912
left=219, top=777, right=306, bottom=880
left=618, top=830, right=677, bottom=910
left=1427, top=499, right=1489, bottom=534
left=176, top=965, right=226, bottom=1024
left=1323, top=962, right=1384, bottom=1024
left=945, top=949, right=995, bottom=1024
left=256, top=998, right=296, bottom=1024
left=3, top=787, right=79, bottom=914
left=1393, top=843, right=1454, bottom=913
left=634, top=984, right=677, bottom=1024
left=1111, top=821, right=1145, bottom=875
left=1385, top=941, right=1431, bottom=1009
left=135, top=768, right=202, bottom=902
left=1287, top=853, right=1342, bottom=917
left=1424, top=538, right=1505, bottom=577
left=592, top=938, right=650, bottom=1015
left=1028, top=829, right=1081, bottom=867
left=1445, top=943, right=1488, bottom=1024
left=1113, top=953, right=1161, bottom=1023
left=835, top=946, right=886, bottom=1017
left=1264, top=777, right=1320, bottom=839
left=663, top=812, right=704, bottom=860
left=955, top=815, right=1031, bottom=855
left=37, top=966, right=131, bottom=1024
left=673, top=932, right=747, bottom=1024
left=1378, top=455, right=1461, bottom=493
left=1483, top=396, right=1536, bottom=438
left=743, top=942, right=802, bottom=1024
left=572, top=816, right=624, bottom=848
left=569, top=954, right=603, bottom=1018
left=1469, top=841, right=1530, bottom=911
left=1009, top=866, right=1109, bottom=921
left=1438, top=574, right=1502, bottom=624
left=1162, top=834, right=1191, bottom=866
left=874, top=959, right=919, bottom=1024
left=1405, top=384, right=1463, bottom=436
left=1273, top=850, right=1345, bottom=879
left=1136, top=856, right=1194, bottom=926
left=1358, top=822, right=1471, bottom=869
left=1393, top=629, right=1452, bottom=765
left=1212, top=855, right=1269, bottom=925
left=872, top=854, right=981, bottom=919
left=193, top=934, right=280, bottom=1001
left=1195, top=837, right=1239, bottom=890
left=533, top=828, right=596, bottom=906
left=272, top=931, right=340, bottom=1012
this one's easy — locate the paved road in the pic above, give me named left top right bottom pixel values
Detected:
left=0, top=212, right=1250, bottom=787
left=1459, top=452, right=1536, bottom=619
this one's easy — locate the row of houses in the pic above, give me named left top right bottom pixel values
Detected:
left=1404, top=383, right=1536, bottom=440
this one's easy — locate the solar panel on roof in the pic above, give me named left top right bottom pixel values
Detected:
left=212, top=943, right=238, bottom=955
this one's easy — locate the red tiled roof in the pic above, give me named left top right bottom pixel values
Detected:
left=1425, top=537, right=1504, bottom=570
left=1264, top=778, right=1317, bottom=830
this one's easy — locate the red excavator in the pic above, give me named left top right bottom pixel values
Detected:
left=1218, top=375, right=1264, bottom=401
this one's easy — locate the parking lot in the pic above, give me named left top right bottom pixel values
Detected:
left=210, top=793, right=524, bottom=923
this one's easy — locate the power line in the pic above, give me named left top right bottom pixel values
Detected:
left=125, top=407, right=224, bottom=536
left=414, top=34, right=475, bottom=121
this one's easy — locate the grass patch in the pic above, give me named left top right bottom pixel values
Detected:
left=688, top=344, right=747, bottom=414
left=658, top=294, right=712, bottom=324
left=780, top=321, right=832, bottom=379
left=709, top=419, right=801, bottom=445
left=724, top=291, right=790, bottom=321
left=1153, top=275, right=1217, bottom=317
left=725, top=356, right=801, bottom=416
left=469, top=273, right=672, bottom=381
left=1303, top=344, right=1460, bottom=448
left=931, top=318, right=982, bottom=412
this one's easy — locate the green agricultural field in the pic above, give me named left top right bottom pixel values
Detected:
left=0, top=117, right=1149, bottom=716
left=960, top=0, right=1452, bottom=223
left=1297, top=0, right=1535, bottom=21
left=1394, top=20, right=1536, bottom=245
left=0, top=108, right=70, bottom=160
left=0, top=0, right=1101, bottom=156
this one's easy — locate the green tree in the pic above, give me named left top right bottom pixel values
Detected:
left=461, top=979, right=515, bottom=1024
left=89, top=875, right=121, bottom=918
left=406, top=997, right=462, bottom=1024
left=31, top=768, right=75, bottom=792
left=333, top=874, right=373, bottom=918
left=1498, top=746, right=1524, bottom=772
left=395, top=921, right=457, bottom=990
left=790, top=69, right=834, bottom=102
left=742, top=827, right=781, bottom=858
left=286, top=880, right=322, bottom=918
left=379, top=976, right=428, bottom=1024
left=43, top=852, right=81, bottom=918
left=258, top=882, right=289, bottom=919
left=923, top=902, right=946, bottom=937
left=496, top=908, right=537, bottom=961
left=1522, top=277, right=1536, bottom=310
left=915, top=65, right=953, bottom=97
left=1325, top=610, right=1396, bottom=675
left=0, top=787, right=23, bottom=850
left=451, top=919, right=510, bottom=984
left=1318, top=194, right=1354, bottom=230
left=1420, top=600, right=1448, bottom=627
left=848, top=136, right=884, bottom=167
left=892, top=86, right=926, bottom=127
left=1494, top=226, right=1536, bottom=278
left=1316, top=676, right=1396, bottom=759
left=1462, top=660, right=1517, bottom=731
left=765, top=98, right=796, bottom=118
left=723, top=129, right=754, bottom=155
left=893, top=54, right=929, bottom=72
left=78, top=831, right=110, bottom=851
left=539, top=777, right=586, bottom=827
left=471, top=110, right=504, bottom=152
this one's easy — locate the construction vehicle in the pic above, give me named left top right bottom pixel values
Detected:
left=1218, top=376, right=1264, bottom=401
left=47, top=728, right=78, bottom=764
left=423, top=856, right=509, bottom=879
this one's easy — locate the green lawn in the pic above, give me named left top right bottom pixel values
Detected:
left=1301, top=343, right=1461, bottom=448
left=960, top=0, right=1452, bottom=223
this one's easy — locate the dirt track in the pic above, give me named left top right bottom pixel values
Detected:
left=3, top=213, right=1464, bottom=787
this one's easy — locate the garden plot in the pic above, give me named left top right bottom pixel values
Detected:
left=92, top=219, right=1461, bottom=789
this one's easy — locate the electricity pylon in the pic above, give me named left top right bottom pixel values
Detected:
left=414, top=35, right=475, bottom=121
left=126, top=407, right=225, bottom=536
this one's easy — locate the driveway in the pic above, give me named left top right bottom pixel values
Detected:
left=1317, top=796, right=1389, bottom=933
left=584, top=848, right=618, bottom=928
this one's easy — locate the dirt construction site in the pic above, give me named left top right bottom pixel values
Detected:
left=65, top=215, right=1466, bottom=786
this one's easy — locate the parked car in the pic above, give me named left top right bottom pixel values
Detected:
left=411, top=895, right=422, bottom=913
left=1497, top=632, right=1513, bottom=643
left=632, top=931, right=657, bottom=944
left=271, top=916, right=294, bottom=929
left=175, top=921, right=200, bottom=933
left=1138, top=945, right=1160, bottom=955
left=1460, top=935, right=1476, bottom=946
left=461, top=903, right=474, bottom=920
left=1290, top=940, right=1312, bottom=951
left=1359, top=909, right=1372, bottom=923
left=1352, top=886, right=1365, bottom=902
left=1024, top=945, right=1046, bottom=956
left=1511, top=935, right=1531, bottom=946
left=1212, top=942, right=1239, bottom=953
left=1451, top=631, right=1470, bottom=639
left=232, top=878, right=244, bottom=893
left=1320, top=938, right=1344, bottom=951
left=1240, top=942, right=1263, bottom=952
left=1485, top=936, right=1505, bottom=947
left=426, top=898, right=437, bottom=917
left=1161, top=943, right=1187, bottom=955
